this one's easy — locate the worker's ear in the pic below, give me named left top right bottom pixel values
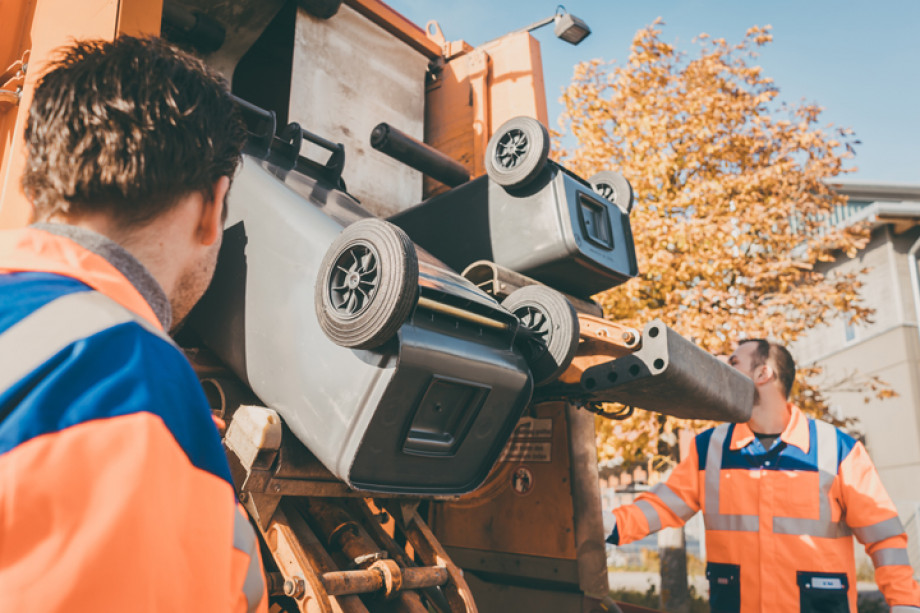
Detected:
left=198, top=176, right=230, bottom=246
left=755, top=364, right=775, bottom=386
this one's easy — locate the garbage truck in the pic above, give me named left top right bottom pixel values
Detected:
left=0, top=1, right=755, bottom=611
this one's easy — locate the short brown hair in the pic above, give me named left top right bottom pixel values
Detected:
left=22, top=36, right=246, bottom=225
left=739, top=339, right=796, bottom=399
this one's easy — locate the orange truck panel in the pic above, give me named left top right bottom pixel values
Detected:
left=480, top=32, right=549, bottom=137
left=424, top=31, right=549, bottom=198
left=0, top=0, right=162, bottom=229
left=430, top=402, right=578, bottom=561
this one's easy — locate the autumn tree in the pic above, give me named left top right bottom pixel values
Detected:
left=556, top=22, right=873, bottom=611
left=557, top=20, right=870, bottom=465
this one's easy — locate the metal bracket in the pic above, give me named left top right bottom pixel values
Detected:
left=580, top=320, right=754, bottom=422
left=555, top=313, right=641, bottom=386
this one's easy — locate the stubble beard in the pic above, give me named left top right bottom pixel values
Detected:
left=170, top=239, right=221, bottom=333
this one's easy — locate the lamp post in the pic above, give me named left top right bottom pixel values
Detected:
left=516, top=5, right=591, bottom=46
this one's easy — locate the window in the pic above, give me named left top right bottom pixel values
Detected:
left=843, top=311, right=856, bottom=343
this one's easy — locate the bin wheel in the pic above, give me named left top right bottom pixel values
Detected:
left=485, top=116, right=550, bottom=190
left=316, top=218, right=419, bottom=349
left=502, top=285, right=579, bottom=385
left=589, top=170, right=634, bottom=214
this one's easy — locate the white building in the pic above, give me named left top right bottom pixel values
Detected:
left=793, top=182, right=920, bottom=570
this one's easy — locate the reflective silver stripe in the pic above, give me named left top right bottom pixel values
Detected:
left=0, top=291, right=172, bottom=392
left=234, top=508, right=265, bottom=612
left=852, top=516, right=906, bottom=545
left=650, top=482, right=696, bottom=521
left=232, top=507, right=253, bottom=552
left=706, top=514, right=760, bottom=532
left=772, top=516, right=851, bottom=538
left=871, top=547, right=911, bottom=567
left=703, top=424, right=759, bottom=532
left=890, top=607, right=920, bottom=612
left=636, top=500, right=662, bottom=533
left=774, top=420, right=850, bottom=538
left=704, top=424, right=730, bottom=517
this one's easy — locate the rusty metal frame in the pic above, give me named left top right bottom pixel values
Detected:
left=254, top=496, right=474, bottom=612
left=382, top=501, right=478, bottom=613
left=216, top=395, right=478, bottom=611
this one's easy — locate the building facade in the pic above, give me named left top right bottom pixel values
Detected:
left=793, top=181, right=920, bottom=570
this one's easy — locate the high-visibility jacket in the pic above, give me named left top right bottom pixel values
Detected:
left=0, top=224, right=268, bottom=612
left=610, top=404, right=920, bottom=612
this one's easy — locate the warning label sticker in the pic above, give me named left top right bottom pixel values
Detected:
left=512, top=418, right=553, bottom=438
left=499, top=418, right=553, bottom=462
left=502, top=442, right=552, bottom=462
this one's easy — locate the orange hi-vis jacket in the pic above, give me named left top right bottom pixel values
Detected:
left=0, top=225, right=268, bottom=612
left=610, top=404, right=920, bottom=613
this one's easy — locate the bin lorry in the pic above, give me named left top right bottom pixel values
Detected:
left=0, top=2, right=755, bottom=611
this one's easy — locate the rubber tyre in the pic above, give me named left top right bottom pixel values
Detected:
left=502, top=285, right=579, bottom=386
left=485, top=116, right=550, bottom=189
left=589, top=170, right=634, bottom=214
left=315, top=218, right=419, bottom=349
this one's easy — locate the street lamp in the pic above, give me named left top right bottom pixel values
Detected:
left=518, top=5, right=591, bottom=46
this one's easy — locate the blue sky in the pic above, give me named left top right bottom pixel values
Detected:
left=386, top=0, right=919, bottom=184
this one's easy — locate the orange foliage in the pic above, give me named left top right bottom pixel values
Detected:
left=556, top=21, right=876, bottom=465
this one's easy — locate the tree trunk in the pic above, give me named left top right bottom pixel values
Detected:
left=658, top=525, right=690, bottom=613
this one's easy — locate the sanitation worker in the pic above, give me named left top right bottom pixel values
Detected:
left=0, top=36, right=266, bottom=611
left=607, top=339, right=920, bottom=612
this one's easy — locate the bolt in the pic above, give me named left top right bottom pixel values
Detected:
left=346, top=272, right=360, bottom=289
left=354, top=552, right=384, bottom=566
left=622, top=331, right=634, bottom=342
left=239, top=492, right=249, bottom=503
left=283, top=576, right=306, bottom=599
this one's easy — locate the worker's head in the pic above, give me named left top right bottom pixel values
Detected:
left=23, top=35, right=245, bottom=226
left=729, top=339, right=796, bottom=400
left=22, top=36, right=246, bottom=327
